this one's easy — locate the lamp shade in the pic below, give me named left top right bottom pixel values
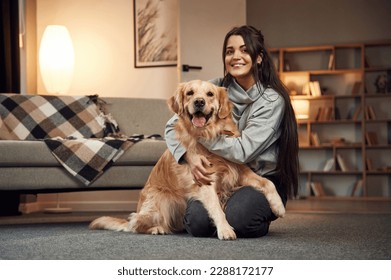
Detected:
left=39, top=25, right=74, bottom=94
left=292, top=99, right=310, bottom=119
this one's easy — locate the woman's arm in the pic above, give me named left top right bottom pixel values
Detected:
left=165, top=114, right=186, bottom=163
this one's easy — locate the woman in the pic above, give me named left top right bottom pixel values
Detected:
left=165, top=25, right=299, bottom=238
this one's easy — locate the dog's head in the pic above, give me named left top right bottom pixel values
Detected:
left=168, top=80, right=232, bottom=130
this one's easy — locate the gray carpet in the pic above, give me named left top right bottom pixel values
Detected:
left=1, top=213, right=390, bottom=260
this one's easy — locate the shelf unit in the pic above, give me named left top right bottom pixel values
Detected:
left=270, top=42, right=391, bottom=200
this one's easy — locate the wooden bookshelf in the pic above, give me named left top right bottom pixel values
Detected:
left=271, top=41, right=391, bottom=199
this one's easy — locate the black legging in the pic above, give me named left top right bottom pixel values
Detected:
left=183, top=175, right=286, bottom=238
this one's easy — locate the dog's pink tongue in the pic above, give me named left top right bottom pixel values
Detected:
left=192, top=115, right=206, bottom=128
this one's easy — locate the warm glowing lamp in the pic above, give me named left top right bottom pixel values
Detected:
left=39, top=25, right=74, bottom=94
left=292, top=99, right=310, bottom=120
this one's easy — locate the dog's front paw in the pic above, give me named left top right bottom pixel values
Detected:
left=149, top=226, right=169, bottom=235
left=217, top=225, right=236, bottom=240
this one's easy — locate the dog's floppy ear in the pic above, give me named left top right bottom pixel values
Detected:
left=217, top=87, right=232, bottom=119
left=168, top=83, right=186, bottom=115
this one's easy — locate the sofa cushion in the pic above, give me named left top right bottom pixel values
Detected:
left=118, top=139, right=167, bottom=164
left=103, top=98, right=173, bottom=136
left=0, top=139, right=167, bottom=167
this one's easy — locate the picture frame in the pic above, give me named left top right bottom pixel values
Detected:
left=133, top=0, right=178, bottom=68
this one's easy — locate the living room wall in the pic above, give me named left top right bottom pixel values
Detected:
left=246, top=0, right=391, bottom=48
left=36, top=0, right=178, bottom=99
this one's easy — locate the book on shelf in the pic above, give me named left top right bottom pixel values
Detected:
left=366, top=158, right=374, bottom=171
left=307, top=181, right=326, bottom=197
left=381, top=166, right=391, bottom=172
left=351, top=179, right=363, bottom=197
left=283, top=59, right=291, bottom=71
left=364, top=56, right=370, bottom=68
left=310, top=132, right=321, bottom=146
left=309, top=81, right=322, bottom=97
left=315, top=106, right=334, bottom=121
left=351, top=106, right=362, bottom=121
left=302, top=82, right=310, bottom=95
left=323, top=158, right=335, bottom=171
left=364, top=105, right=376, bottom=120
left=365, top=132, right=378, bottom=146
left=302, top=81, right=322, bottom=96
left=336, top=153, right=350, bottom=172
left=328, top=53, right=335, bottom=70
left=272, top=56, right=279, bottom=71
left=346, top=106, right=355, bottom=120
left=389, top=126, right=391, bottom=146
left=334, top=107, right=341, bottom=120
left=351, top=81, right=362, bottom=95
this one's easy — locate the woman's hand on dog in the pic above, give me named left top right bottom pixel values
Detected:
left=184, top=152, right=214, bottom=186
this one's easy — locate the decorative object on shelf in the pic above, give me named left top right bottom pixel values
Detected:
left=374, top=74, right=388, bottom=93
left=39, top=25, right=74, bottom=94
left=329, top=137, right=347, bottom=146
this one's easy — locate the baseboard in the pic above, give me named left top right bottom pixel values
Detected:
left=20, top=201, right=138, bottom=213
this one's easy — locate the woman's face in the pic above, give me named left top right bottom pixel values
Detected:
left=224, top=35, right=259, bottom=90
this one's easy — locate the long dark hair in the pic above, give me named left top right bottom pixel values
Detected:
left=221, top=25, right=299, bottom=198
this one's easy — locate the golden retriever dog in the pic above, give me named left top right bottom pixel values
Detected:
left=90, top=80, right=285, bottom=240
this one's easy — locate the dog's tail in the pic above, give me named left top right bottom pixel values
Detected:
left=89, top=216, right=131, bottom=232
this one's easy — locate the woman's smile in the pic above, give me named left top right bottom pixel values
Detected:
left=225, top=35, right=256, bottom=90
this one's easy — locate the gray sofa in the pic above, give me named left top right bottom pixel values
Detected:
left=0, top=97, right=173, bottom=193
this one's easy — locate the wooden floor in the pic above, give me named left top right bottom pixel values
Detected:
left=0, top=199, right=391, bottom=225
left=286, top=198, right=391, bottom=214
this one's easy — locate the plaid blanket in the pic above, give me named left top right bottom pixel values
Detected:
left=0, top=94, right=157, bottom=186
left=0, top=94, right=105, bottom=140
left=44, top=135, right=145, bottom=186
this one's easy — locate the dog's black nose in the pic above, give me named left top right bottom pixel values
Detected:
left=194, top=98, right=205, bottom=109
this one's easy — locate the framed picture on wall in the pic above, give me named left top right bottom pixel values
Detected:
left=133, top=0, right=178, bottom=68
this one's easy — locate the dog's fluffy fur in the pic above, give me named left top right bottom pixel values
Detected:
left=90, top=80, right=285, bottom=240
